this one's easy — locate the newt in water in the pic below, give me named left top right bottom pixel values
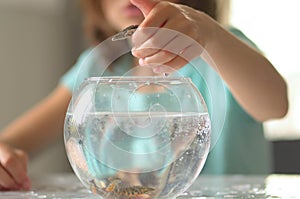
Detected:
left=90, top=177, right=155, bottom=199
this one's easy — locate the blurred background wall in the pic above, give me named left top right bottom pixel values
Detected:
left=0, top=0, right=85, bottom=174
left=0, top=0, right=299, bottom=174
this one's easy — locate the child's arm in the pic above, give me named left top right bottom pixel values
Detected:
left=0, top=85, right=72, bottom=190
left=204, top=24, right=288, bottom=122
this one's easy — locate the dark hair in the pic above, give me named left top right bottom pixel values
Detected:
left=80, top=0, right=230, bottom=45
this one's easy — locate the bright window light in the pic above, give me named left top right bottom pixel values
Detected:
left=231, top=0, right=300, bottom=76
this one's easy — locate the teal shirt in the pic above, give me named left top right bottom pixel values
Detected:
left=61, top=28, right=271, bottom=174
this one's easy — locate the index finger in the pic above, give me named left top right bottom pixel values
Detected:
left=0, top=166, right=18, bottom=190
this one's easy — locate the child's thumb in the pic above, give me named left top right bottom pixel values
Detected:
left=130, top=0, right=157, bottom=17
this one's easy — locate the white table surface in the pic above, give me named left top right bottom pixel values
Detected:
left=1, top=173, right=300, bottom=198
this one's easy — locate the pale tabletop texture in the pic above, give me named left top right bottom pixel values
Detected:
left=1, top=173, right=300, bottom=198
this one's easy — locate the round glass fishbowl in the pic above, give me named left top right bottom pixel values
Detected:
left=64, top=76, right=210, bottom=199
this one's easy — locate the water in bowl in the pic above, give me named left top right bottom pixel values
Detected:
left=64, top=111, right=210, bottom=199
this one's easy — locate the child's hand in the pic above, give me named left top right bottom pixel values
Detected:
left=130, top=0, right=217, bottom=73
left=0, top=142, right=31, bottom=191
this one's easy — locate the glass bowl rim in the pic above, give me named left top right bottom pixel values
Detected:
left=84, top=76, right=192, bottom=84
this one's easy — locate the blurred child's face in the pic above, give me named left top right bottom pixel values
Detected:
left=101, top=0, right=179, bottom=31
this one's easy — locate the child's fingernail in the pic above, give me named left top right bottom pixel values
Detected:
left=139, top=58, right=146, bottom=66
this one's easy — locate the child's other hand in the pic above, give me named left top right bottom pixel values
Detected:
left=0, top=142, right=31, bottom=191
left=130, top=0, right=217, bottom=73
